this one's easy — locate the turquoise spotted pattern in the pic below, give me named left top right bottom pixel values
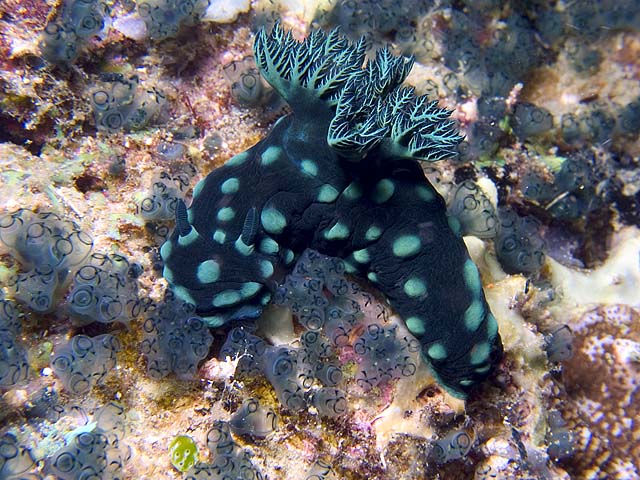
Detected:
left=161, top=24, right=502, bottom=398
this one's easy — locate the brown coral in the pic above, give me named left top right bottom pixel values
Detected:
left=556, top=304, right=640, bottom=478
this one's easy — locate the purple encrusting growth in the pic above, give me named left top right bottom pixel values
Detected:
left=50, top=333, right=121, bottom=395
left=141, top=291, right=213, bottom=380
left=161, top=24, right=502, bottom=398
left=68, top=253, right=146, bottom=326
left=220, top=250, right=420, bottom=414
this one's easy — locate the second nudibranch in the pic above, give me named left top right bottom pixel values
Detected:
left=161, top=24, right=502, bottom=398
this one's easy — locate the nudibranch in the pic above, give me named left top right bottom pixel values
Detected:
left=161, top=24, right=503, bottom=398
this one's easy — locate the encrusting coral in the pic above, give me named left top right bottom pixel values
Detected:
left=160, top=23, right=502, bottom=399
left=552, top=304, right=640, bottom=477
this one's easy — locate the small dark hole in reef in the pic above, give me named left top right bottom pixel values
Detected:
left=75, top=174, right=105, bottom=193
left=74, top=319, right=113, bottom=338
left=22, top=54, right=46, bottom=70
left=128, top=263, right=144, bottom=279
left=0, top=113, right=46, bottom=156
left=108, top=156, right=126, bottom=177
left=145, top=247, right=164, bottom=274
left=454, top=164, right=478, bottom=184
left=419, top=385, right=441, bottom=399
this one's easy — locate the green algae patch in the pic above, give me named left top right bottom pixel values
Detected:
left=42, top=149, right=86, bottom=185
left=0, top=263, right=14, bottom=286
left=169, top=435, right=198, bottom=472
left=476, top=154, right=506, bottom=168
left=29, top=341, right=53, bottom=372
left=539, top=153, right=567, bottom=173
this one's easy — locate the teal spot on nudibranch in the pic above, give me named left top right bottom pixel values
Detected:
left=197, top=260, right=220, bottom=283
left=260, top=207, right=287, bottom=234
left=365, top=226, right=382, bottom=241
left=240, top=282, right=261, bottom=297
left=213, top=230, right=226, bottom=244
left=213, top=290, right=241, bottom=307
left=174, top=285, right=195, bottom=306
left=193, top=179, right=205, bottom=198
left=260, top=292, right=272, bottom=305
left=447, top=214, right=462, bottom=237
left=427, top=342, right=447, bottom=360
left=343, top=261, right=356, bottom=273
left=259, top=237, right=279, bottom=254
left=367, top=272, right=378, bottom=283
left=406, top=316, right=426, bottom=336
left=372, top=179, right=395, bottom=204
left=324, top=222, right=350, bottom=240
left=260, top=260, right=274, bottom=278
left=460, top=379, right=474, bottom=387
left=317, top=184, right=340, bottom=203
left=187, top=209, right=194, bottom=224
left=178, top=228, right=199, bottom=247
left=464, top=299, right=485, bottom=331
left=352, top=248, right=370, bottom=263
left=203, top=315, right=226, bottom=327
left=220, top=178, right=239, bottom=194
left=300, top=159, right=318, bottom=176
left=283, top=249, right=295, bottom=265
left=416, top=185, right=435, bottom=202
left=260, top=146, right=281, bottom=166
left=217, top=207, right=235, bottom=222
left=235, top=236, right=254, bottom=256
left=403, top=277, right=427, bottom=297
left=392, top=235, right=421, bottom=257
left=470, top=342, right=491, bottom=365
left=160, top=240, right=172, bottom=259
left=162, top=265, right=174, bottom=283
left=226, top=152, right=248, bottom=166
left=475, top=365, right=491, bottom=374
left=343, top=182, right=362, bottom=200
left=463, top=259, right=482, bottom=295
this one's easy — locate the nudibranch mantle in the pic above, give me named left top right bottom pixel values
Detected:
left=161, top=23, right=502, bottom=398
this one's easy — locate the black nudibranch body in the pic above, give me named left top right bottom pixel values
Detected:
left=161, top=24, right=502, bottom=398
